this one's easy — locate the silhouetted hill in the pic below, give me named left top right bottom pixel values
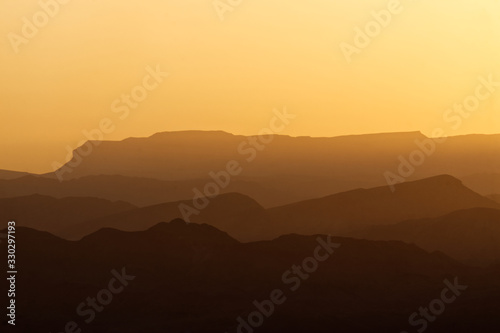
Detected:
left=63, top=192, right=267, bottom=241
left=60, top=176, right=499, bottom=247
left=266, top=175, right=500, bottom=237
left=62, top=131, right=427, bottom=186
left=462, top=173, right=500, bottom=195
left=0, top=174, right=299, bottom=208
left=0, top=194, right=136, bottom=235
left=489, top=194, right=500, bottom=204
left=4, top=132, right=500, bottom=205
left=3, top=221, right=500, bottom=332
left=350, top=208, right=500, bottom=266
left=0, top=169, right=30, bottom=180
left=44, top=131, right=500, bottom=196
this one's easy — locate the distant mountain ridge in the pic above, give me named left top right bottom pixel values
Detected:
left=47, top=130, right=430, bottom=181
left=0, top=174, right=299, bottom=208
left=266, top=175, right=500, bottom=238
left=0, top=194, right=136, bottom=235
left=2, top=131, right=499, bottom=204
left=42, top=130, right=500, bottom=196
left=0, top=169, right=30, bottom=180
left=23, top=175, right=495, bottom=248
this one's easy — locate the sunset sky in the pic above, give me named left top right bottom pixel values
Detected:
left=1, top=0, right=499, bottom=173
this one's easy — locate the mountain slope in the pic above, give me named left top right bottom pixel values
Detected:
left=61, top=175, right=499, bottom=245
left=461, top=173, right=500, bottom=195
left=47, top=130, right=429, bottom=182
left=488, top=194, right=500, bottom=204
left=44, top=131, right=500, bottom=195
left=0, top=194, right=136, bottom=235
left=6, top=221, right=500, bottom=332
left=5, top=131, right=500, bottom=205
left=350, top=208, right=500, bottom=266
left=0, top=174, right=300, bottom=208
left=0, top=169, right=30, bottom=180
left=266, top=175, right=500, bottom=237
left=62, top=192, right=267, bottom=241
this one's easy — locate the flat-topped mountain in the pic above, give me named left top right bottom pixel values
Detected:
left=40, top=130, right=500, bottom=197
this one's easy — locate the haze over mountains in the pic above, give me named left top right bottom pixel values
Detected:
left=1, top=131, right=499, bottom=213
left=489, top=194, right=500, bottom=204
left=0, top=194, right=136, bottom=236
left=4, top=0, right=500, bottom=330
left=43, top=131, right=500, bottom=197
left=7, top=172, right=500, bottom=266
left=0, top=174, right=298, bottom=208
left=265, top=175, right=500, bottom=238
left=2, top=130, right=500, bottom=332
left=462, top=173, right=500, bottom=196
left=0, top=169, right=29, bottom=180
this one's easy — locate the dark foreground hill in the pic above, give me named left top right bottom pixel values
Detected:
left=1, top=220, right=500, bottom=332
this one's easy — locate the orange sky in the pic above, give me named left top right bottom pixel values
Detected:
left=1, top=0, right=499, bottom=173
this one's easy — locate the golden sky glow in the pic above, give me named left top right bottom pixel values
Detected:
left=1, top=0, right=499, bottom=173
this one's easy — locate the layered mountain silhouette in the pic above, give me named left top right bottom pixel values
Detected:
left=489, top=194, right=500, bottom=204
left=18, top=175, right=499, bottom=263
left=43, top=131, right=500, bottom=196
left=350, top=208, right=500, bottom=266
left=63, top=192, right=267, bottom=241
left=462, top=173, right=500, bottom=195
left=3, top=220, right=500, bottom=332
left=266, top=175, right=500, bottom=238
left=0, top=194, right=136, bottom=235
left=3, top=131, right=499, bottom=206
left=0, top=174, right=299, bottom=208
left=0, top=169, right=30, bottom=180
left=2, top=130, right=500, bottom=332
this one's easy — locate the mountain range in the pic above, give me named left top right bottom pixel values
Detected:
left=40, top=131, right=500, bottom=197
left=3, top=220, right=500, bottom=332
left=2, top=130, right=500, bottom=331
left=5, top=173, right=500, bottom=266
